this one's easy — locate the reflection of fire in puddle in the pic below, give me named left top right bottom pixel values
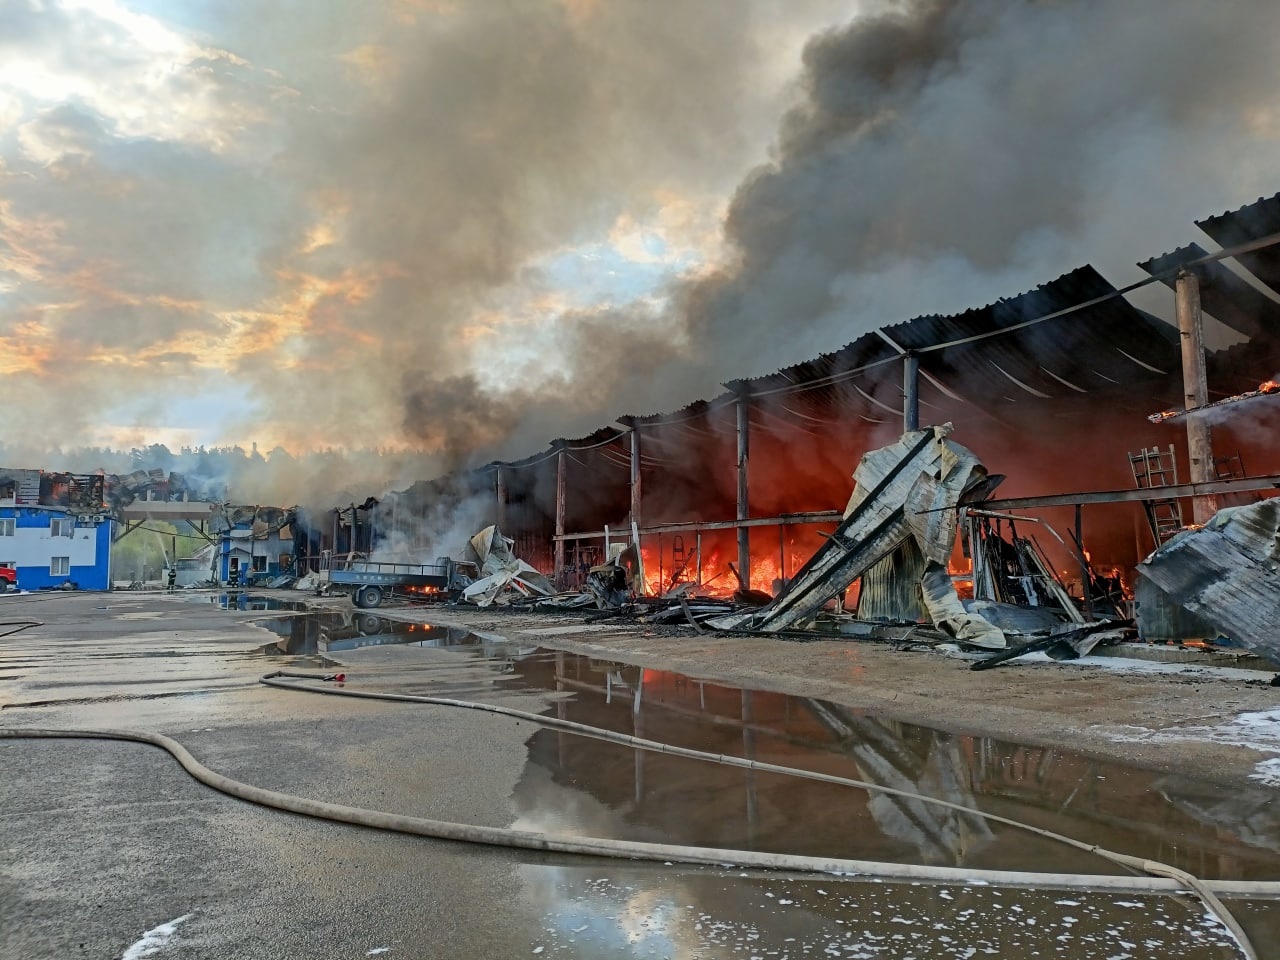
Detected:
left=491, top=652, right=1280, bottom=884
left=240, top=618, right=1280, bottom=885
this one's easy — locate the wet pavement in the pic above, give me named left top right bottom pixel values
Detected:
left=1, top=594, right=1276, bottom=957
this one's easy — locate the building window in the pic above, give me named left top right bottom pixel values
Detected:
left=51, top=556, right=70, bottom=576
left=0, top=519, right=13, bottom=537
left=50, top=517, right=72, bottom=538
left=252, top=555, right=267, bottom=572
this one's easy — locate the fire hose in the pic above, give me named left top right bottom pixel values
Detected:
left=2, top=669, right=1271, bottom=960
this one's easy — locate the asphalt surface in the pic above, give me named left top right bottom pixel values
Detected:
left=0, top=591, right=1271, bottom=959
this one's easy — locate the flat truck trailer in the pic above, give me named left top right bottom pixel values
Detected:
left=327, top=558, right=476, bottom=609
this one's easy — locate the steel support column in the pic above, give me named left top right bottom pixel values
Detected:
left=495, top=464, right=508, bottom=531
left=903, top=352, right=920, bottom=432
left=735, top=393, right=751, bottom=587
left=1176, top=270, right=1217, bottom=523
left=554, top=444, right=566, bottom=586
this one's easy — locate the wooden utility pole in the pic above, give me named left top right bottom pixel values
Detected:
left=1175, top=269, right=1217, bottom=523
left=628, top=427, right=642, bottom=529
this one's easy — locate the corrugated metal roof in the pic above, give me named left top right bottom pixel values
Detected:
left=494, top=209, right=1280, bottom=476
left=730, top=266, right=1177, bottom=408
left=1138, top=243, right=1280, bottom=340
left=1196, top=192, right=1280, bottom=297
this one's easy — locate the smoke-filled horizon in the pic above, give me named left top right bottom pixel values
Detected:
left=5, top=0, right=1280, bottom=502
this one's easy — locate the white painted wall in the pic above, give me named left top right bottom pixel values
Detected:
left=0, top=519, right=99, bottom=568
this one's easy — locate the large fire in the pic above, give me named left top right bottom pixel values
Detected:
left=639, top=542, right=811, bottom=597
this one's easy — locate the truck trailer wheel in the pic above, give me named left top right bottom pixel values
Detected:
left=354, top=585, right=384, bottom=609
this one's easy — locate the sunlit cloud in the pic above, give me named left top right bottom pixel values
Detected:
left=0, top=0, right=276, bottom=158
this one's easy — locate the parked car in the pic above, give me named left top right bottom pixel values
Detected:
left=0, top=567, right=17, bottom=592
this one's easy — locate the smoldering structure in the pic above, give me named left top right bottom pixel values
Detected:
left=353, top=192, right=1280, bottom=666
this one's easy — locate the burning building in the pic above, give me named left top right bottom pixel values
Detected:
left=374, top=192, right=1280, bottom=647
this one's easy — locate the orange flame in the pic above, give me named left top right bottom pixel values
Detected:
left=639, top=544, right=807, bottom=597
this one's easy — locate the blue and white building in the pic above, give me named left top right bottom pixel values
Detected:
left=0, top=505, right=114, bottom=591
left=189, top=520, right=296, bottom=585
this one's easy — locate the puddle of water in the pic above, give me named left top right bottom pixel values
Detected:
left=521, top=866, right=1255, bottom=959
left=488, top=652, right=1280, bottom=883
left=246, top=615, right=1280, bottom=882
left=174, top=593, right=306, bottom=612
left=251, top=612, right=478, bottom=657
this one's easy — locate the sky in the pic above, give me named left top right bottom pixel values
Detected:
left=4, top=0, right=1280, bottom=488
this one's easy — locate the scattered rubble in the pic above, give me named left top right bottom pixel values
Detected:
left=460, top=526, right=556, bottom=607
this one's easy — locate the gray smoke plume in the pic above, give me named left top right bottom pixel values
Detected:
left=403, top=0, right=1280, bottom=467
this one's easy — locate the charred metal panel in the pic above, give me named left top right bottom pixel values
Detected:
left=1133, top=575, right=1219, bottom=643
left=856, top=539, right=927, bottom=622
left=1135, top=497, right=1280, bottom=661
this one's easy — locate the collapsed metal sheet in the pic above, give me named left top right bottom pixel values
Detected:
left=711, top=425, right=1002, bottom=646
left=1135, top=497, right=1280, bottom=661
left=920, top=562, right=1006, bottom=650
left=462, top=524, right=555, bottom=606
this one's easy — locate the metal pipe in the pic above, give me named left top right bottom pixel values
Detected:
left=1075, top=504, right=1095, bottom=621
left=903, top=352, right=920, bottom=431
left=1176, top=270, right=1217, bottom=523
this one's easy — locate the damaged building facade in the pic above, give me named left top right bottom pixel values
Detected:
left=367, top=193, right=1280, bottom=653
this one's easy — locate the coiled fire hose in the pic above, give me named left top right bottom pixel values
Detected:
left=2, top=668, right=1270, bottom=959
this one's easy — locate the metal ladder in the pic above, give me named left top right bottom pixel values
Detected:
left=1129, top=445, right=1183, bottom=543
